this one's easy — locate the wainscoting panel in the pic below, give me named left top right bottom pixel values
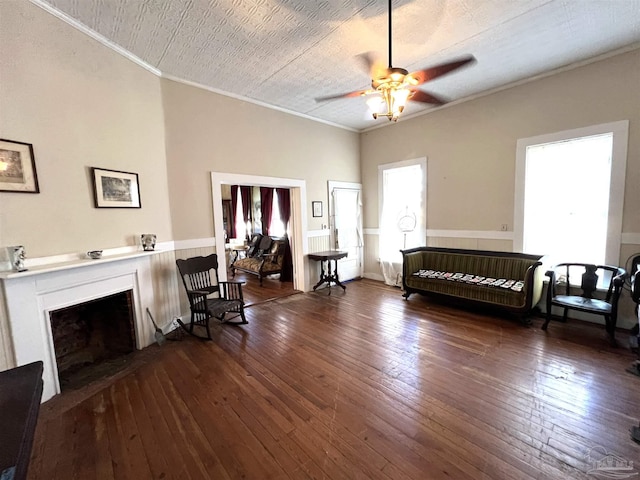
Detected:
left=477, top=239, right=513, bottom=251
left=149, top=250, right=182, bottom=332
left=363, top=233, right=383, bottom=281
left=427, top=236, right=478, bottom=249
left=307, top=231, right=331, bottom=253
left=426, top=237, right=513, bottom=252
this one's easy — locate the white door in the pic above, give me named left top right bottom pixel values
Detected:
left=329, top=181, right=363, bottom=282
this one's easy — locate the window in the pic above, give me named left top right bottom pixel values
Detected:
left=378, top=158, right=426, bottom=285
left=270, top=190, right=286, bottom=237
left=234, top=195, right=248, bottom=240
left=515, top=121, right=628, bottom=266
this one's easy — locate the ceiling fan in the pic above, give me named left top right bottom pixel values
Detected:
left=316, top=0, right=476, bottom=122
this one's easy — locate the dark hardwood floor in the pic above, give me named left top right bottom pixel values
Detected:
left=229, top=270, right=298, bottom=306
left=30, top=279, right=640, bottom=479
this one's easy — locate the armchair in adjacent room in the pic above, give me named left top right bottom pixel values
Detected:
left=230, top=235, right=287, bottom=286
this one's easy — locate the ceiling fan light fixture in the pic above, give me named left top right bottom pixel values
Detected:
left=391, top=87, right=411, bottom=106
left=367, top=96, right=384, bottom=109
left=367, top=95, right=385, bottom=120
left=314, top=0, right=475, bottom=123
left=371, top=85, right=410, bottom=122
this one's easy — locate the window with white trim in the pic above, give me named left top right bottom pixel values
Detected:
left=378, top=158, right=426, bottom=285
left=514, top=121, right=628, bottom=266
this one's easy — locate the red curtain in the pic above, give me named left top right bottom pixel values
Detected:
left=229, top=185, right=238, bottom=239
left=276, top=188, right=293, bottom=282
left=240, top=186, right=252, bottom=237
left=260, top=187, right=274, bottom=236
left=276, top=188, right=291, bottom=231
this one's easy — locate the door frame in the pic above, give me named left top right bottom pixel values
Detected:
left=211, top=172, right=309, bottom=292
left=328, top=180, right=363, bottom=279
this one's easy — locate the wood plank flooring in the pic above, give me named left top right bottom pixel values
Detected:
left=229, top=270, right=297, bottom=306
left=30, top=279, right=640, bottom=479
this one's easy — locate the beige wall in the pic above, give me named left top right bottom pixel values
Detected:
left=361, top=48, right=640, bottom=328
left=0, top=1, right=172, bottom=257
left=161, top=79, right=360, bottom=240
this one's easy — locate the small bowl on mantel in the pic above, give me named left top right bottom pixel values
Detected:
left=87, top=250, right=103, bottom=260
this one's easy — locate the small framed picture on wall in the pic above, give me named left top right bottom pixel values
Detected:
left=312, top=201, right=323, bottom=217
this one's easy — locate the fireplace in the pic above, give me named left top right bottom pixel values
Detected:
left=49, top=290, right=136, bottom=390
left=1, top=253, right=157, bottom=401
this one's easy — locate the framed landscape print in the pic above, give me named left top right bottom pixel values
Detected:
left=0, top=138, right=40, bottom=193
left=91, top=167, right=141, bottom=208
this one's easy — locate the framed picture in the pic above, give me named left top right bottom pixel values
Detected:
left=91, top=167, right=141, bottom=208
left=0, top=138, right=40, bottom=193
left=312, top=201, right=323, bottom=217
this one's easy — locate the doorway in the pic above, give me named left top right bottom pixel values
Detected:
left=328, top=181, right=363, bottom=282
left=211, top=172, right=309, bottom=292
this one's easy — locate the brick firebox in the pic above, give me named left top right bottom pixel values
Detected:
left=49, top=290, right=135, bottom=390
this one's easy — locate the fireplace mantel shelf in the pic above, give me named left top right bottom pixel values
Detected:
left=0, top=249, right=165, bottom=280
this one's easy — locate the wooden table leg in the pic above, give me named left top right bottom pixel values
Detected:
left=312, top=259, right=327, bottom=291
left=332, top=259, right=346, bottom=291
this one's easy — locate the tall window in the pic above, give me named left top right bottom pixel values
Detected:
left=515, top=121, right=628, bottom=266
left=270, top=190, right=286, bottom=237
left=234, top=195, right=248, bottom=240
left=378, top=158, right=426, bottom=285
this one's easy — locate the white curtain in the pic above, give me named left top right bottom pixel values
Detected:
left=379, top=163, right=424, bottom=286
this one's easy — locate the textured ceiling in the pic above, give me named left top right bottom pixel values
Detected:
left=36, top=0, right=640, bottom=131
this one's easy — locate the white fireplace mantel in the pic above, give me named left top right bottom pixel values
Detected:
left=1, top=252, right=159, bottom=401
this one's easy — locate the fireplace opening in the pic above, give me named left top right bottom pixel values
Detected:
left=49, top=290, right=135, bottom=391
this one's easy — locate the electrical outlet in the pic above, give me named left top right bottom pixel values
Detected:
left=501, top=224, right=508, bottom=231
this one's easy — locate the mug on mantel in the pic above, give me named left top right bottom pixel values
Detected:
left=141, top=234, right=157, bottom=251
left=10, top=245, right=27, bottom=272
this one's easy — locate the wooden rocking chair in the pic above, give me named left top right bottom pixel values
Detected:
left=176, top=254, right=247, bottom=339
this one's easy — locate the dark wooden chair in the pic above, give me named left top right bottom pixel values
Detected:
left=543, top=263, right=625, bottom=345
left=176, top=254, right=247, bottom=339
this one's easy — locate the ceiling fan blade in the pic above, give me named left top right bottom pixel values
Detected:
left=356, top=52, right=388, bottom=80
left=408, top=55, right=476, bottom=85
left=410, top=90, right=447, bottom=105
left=315, top=89, right=369, bottom=102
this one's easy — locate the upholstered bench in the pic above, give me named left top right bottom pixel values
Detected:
left=401, top=246, right=544, bottom=317
left=231, top=235, right=286, bottom=286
